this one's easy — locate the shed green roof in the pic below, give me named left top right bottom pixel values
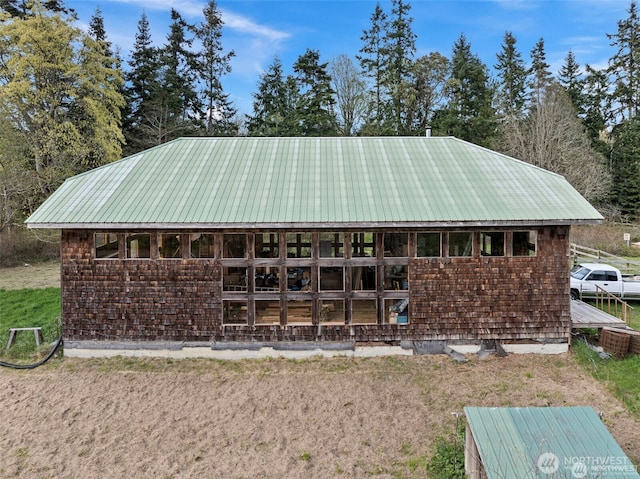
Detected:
left=26, top=136, right=603, bottom=229
left=465, top=406, right=640, bottom=479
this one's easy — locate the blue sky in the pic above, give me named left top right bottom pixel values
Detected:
left=66, top=0, right=634, bottom=117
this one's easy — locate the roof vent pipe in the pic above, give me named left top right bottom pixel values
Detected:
left=425, top=127, right=432, bottom=137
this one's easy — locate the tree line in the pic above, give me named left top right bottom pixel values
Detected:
left=2, top=0, right=640, bottom=231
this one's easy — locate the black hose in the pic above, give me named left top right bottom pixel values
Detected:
left=0, top=336, right=63, bottom=369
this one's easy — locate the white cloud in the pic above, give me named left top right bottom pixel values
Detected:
left=221, top=9, right=291, bottom=42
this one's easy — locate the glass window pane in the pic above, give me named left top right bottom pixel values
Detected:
left=513, top=231, right=536, bottom=256
left=386, top=298, right=409, bottom=324
left=319, top=233, right=344, bottom=257
left=480, top=232, right=505, bottom=257
left=287, top=299, right=312, bottom=324
left=190, top=233, right=215, bottom=258
left=352, top=266, right=376, bottom=291
left=223, top=234, right=246, bottom=258
left=320, top=267, right=344, bottom=291
left=255, top=300, right=280, bottom=325
left=320, top=300, right=345, bottom=324
left=223, top=267, right=247, bottom=291
left=95, top=233, right=119, bottom=259
left=286, top=233, right=312, bottom=258
left=449, top=232, right=472, bottom=257
left=255, top=266, right=279, bottom=292
left=257, top=233, right=279, bottom=259
left=223, top=300, right=247, bottom=325
left=159, top=233, right=182, bottom=258
left=352, top=232, right=376, bottom=258
left=384, top=233, right=408, bottom=257
left=384, top=265, right=408, bottom=290
left=417, top=233, right=441, bottom=257
left=352, top=299, right=377, bottom=324
left=126, top=234, right=150, bottom=259
left=287, top=267, right=311, bottom=291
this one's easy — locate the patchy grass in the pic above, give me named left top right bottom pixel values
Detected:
left=0, top=287, right=61, bottom=362
left=573, top=339, right=640, bottom=417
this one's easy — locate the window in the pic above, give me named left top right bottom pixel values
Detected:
left=223, top=300, right=247, bottom=325
left=287, top=233, right=312, bottom=258
left=190, top=233, right=215, bottom=258
left=513, top=231, right=536, bottom=256
left=257, top=233, right=279, bottom=259
left=159, top=233, right=182, bottom=258
left=320, top=267, right=344, bottom=291
left=223, top=267, right=247, bottom=291
left=449, top=232, right=472, bottom=257
left=480, top=232, right=505, bottom=257
left=255, top=300, right=280, bottom=325
left=255, top=267, right=279, bottom=292
left=320, top=300, right=344, bottom=324
left=385, top=298, right=409, bottom=324
left=352, top=299, right=377, bottom=324
left=384, top=233, right=408, bottom=257
left=223, top=234, right=246, bottom=258
left=384, top=265, right=408, bottom=290
left=352, top=266, right=376, bottom=291
left=95, top=233, right=119, bottom=259
left=319, top=233, right=344, bottom=257
left=287, top=299, right=312, bottom=324
left=352, top=232, right=376, bottom=257
left=126, top=234, right=150, bottom=259
left=288, top=267, right=311, bottom=291
left=417, top=232, right=441, bottom=257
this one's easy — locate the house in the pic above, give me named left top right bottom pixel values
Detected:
left=464, top=406, right=640, bottom=478
left=26, top=136, right=603, bottom=357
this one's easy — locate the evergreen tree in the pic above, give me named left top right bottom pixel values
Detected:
left=196, top=0, right=236, bottom=136
left=494, top=31, right=527, bottom=119
left=607, top=0, right=640, bottom=121
left=528, top=37, right=553, bottom=106
left=124, top=12, right=161, bottom=153
left=582, top=64, right=611, bottom=155
left=610, top=118, right=640, bottom=219
left=293, top=49, right=337, bottom=136
left=558, top=50, right=583, bottom=113
left=436, top=34, right=496, bottom=147
left=246, top=56, right=299, bottom=136
left=157, top=8, right=201, bottom=138
left=357, top=2, right=388, bottom=135
left=383, top=0, right=416, bottom=134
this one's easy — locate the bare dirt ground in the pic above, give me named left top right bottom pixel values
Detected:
left=1, top=353, right=639, bottom=479
left=0, top=261, right=60, bottom=290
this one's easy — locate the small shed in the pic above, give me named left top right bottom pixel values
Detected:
left=464, top=406, right=640, bottom=479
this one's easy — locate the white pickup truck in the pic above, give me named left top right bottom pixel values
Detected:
left=570, top=263, right=640, bottom=300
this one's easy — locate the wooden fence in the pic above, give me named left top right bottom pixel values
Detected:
left=570, top=243, right=640, bottom=275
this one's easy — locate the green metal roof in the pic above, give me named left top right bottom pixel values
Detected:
left=465, top=406, right=640, bottom=479
left=26, top=136, right=603, bottom=229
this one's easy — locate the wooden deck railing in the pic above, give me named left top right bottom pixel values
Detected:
left=571, top=243, right=640, bottom=274
left=593, top=285, right=633, bottom=326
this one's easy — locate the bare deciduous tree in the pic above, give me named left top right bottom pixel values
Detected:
left=497, top=83, right=611, bottom=203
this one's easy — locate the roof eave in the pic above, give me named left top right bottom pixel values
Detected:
left=25, top=218, right=604, bottom=230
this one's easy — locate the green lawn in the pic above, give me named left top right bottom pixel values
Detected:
left=573, top=339, right=640, bottom=417
left=0, top=287, right=61, bottom=361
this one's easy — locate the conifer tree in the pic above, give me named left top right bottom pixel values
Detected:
left=293, top=49, right=337, bottom=136
left=196, top=0, right=236, bottom=136
left=494, top=31, right=527, bottom=119
left=357, top=2, right=388, bottom=135
left=528, top=37, right=553, bottom=106
left=558, top=50, right=583, bottom=113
